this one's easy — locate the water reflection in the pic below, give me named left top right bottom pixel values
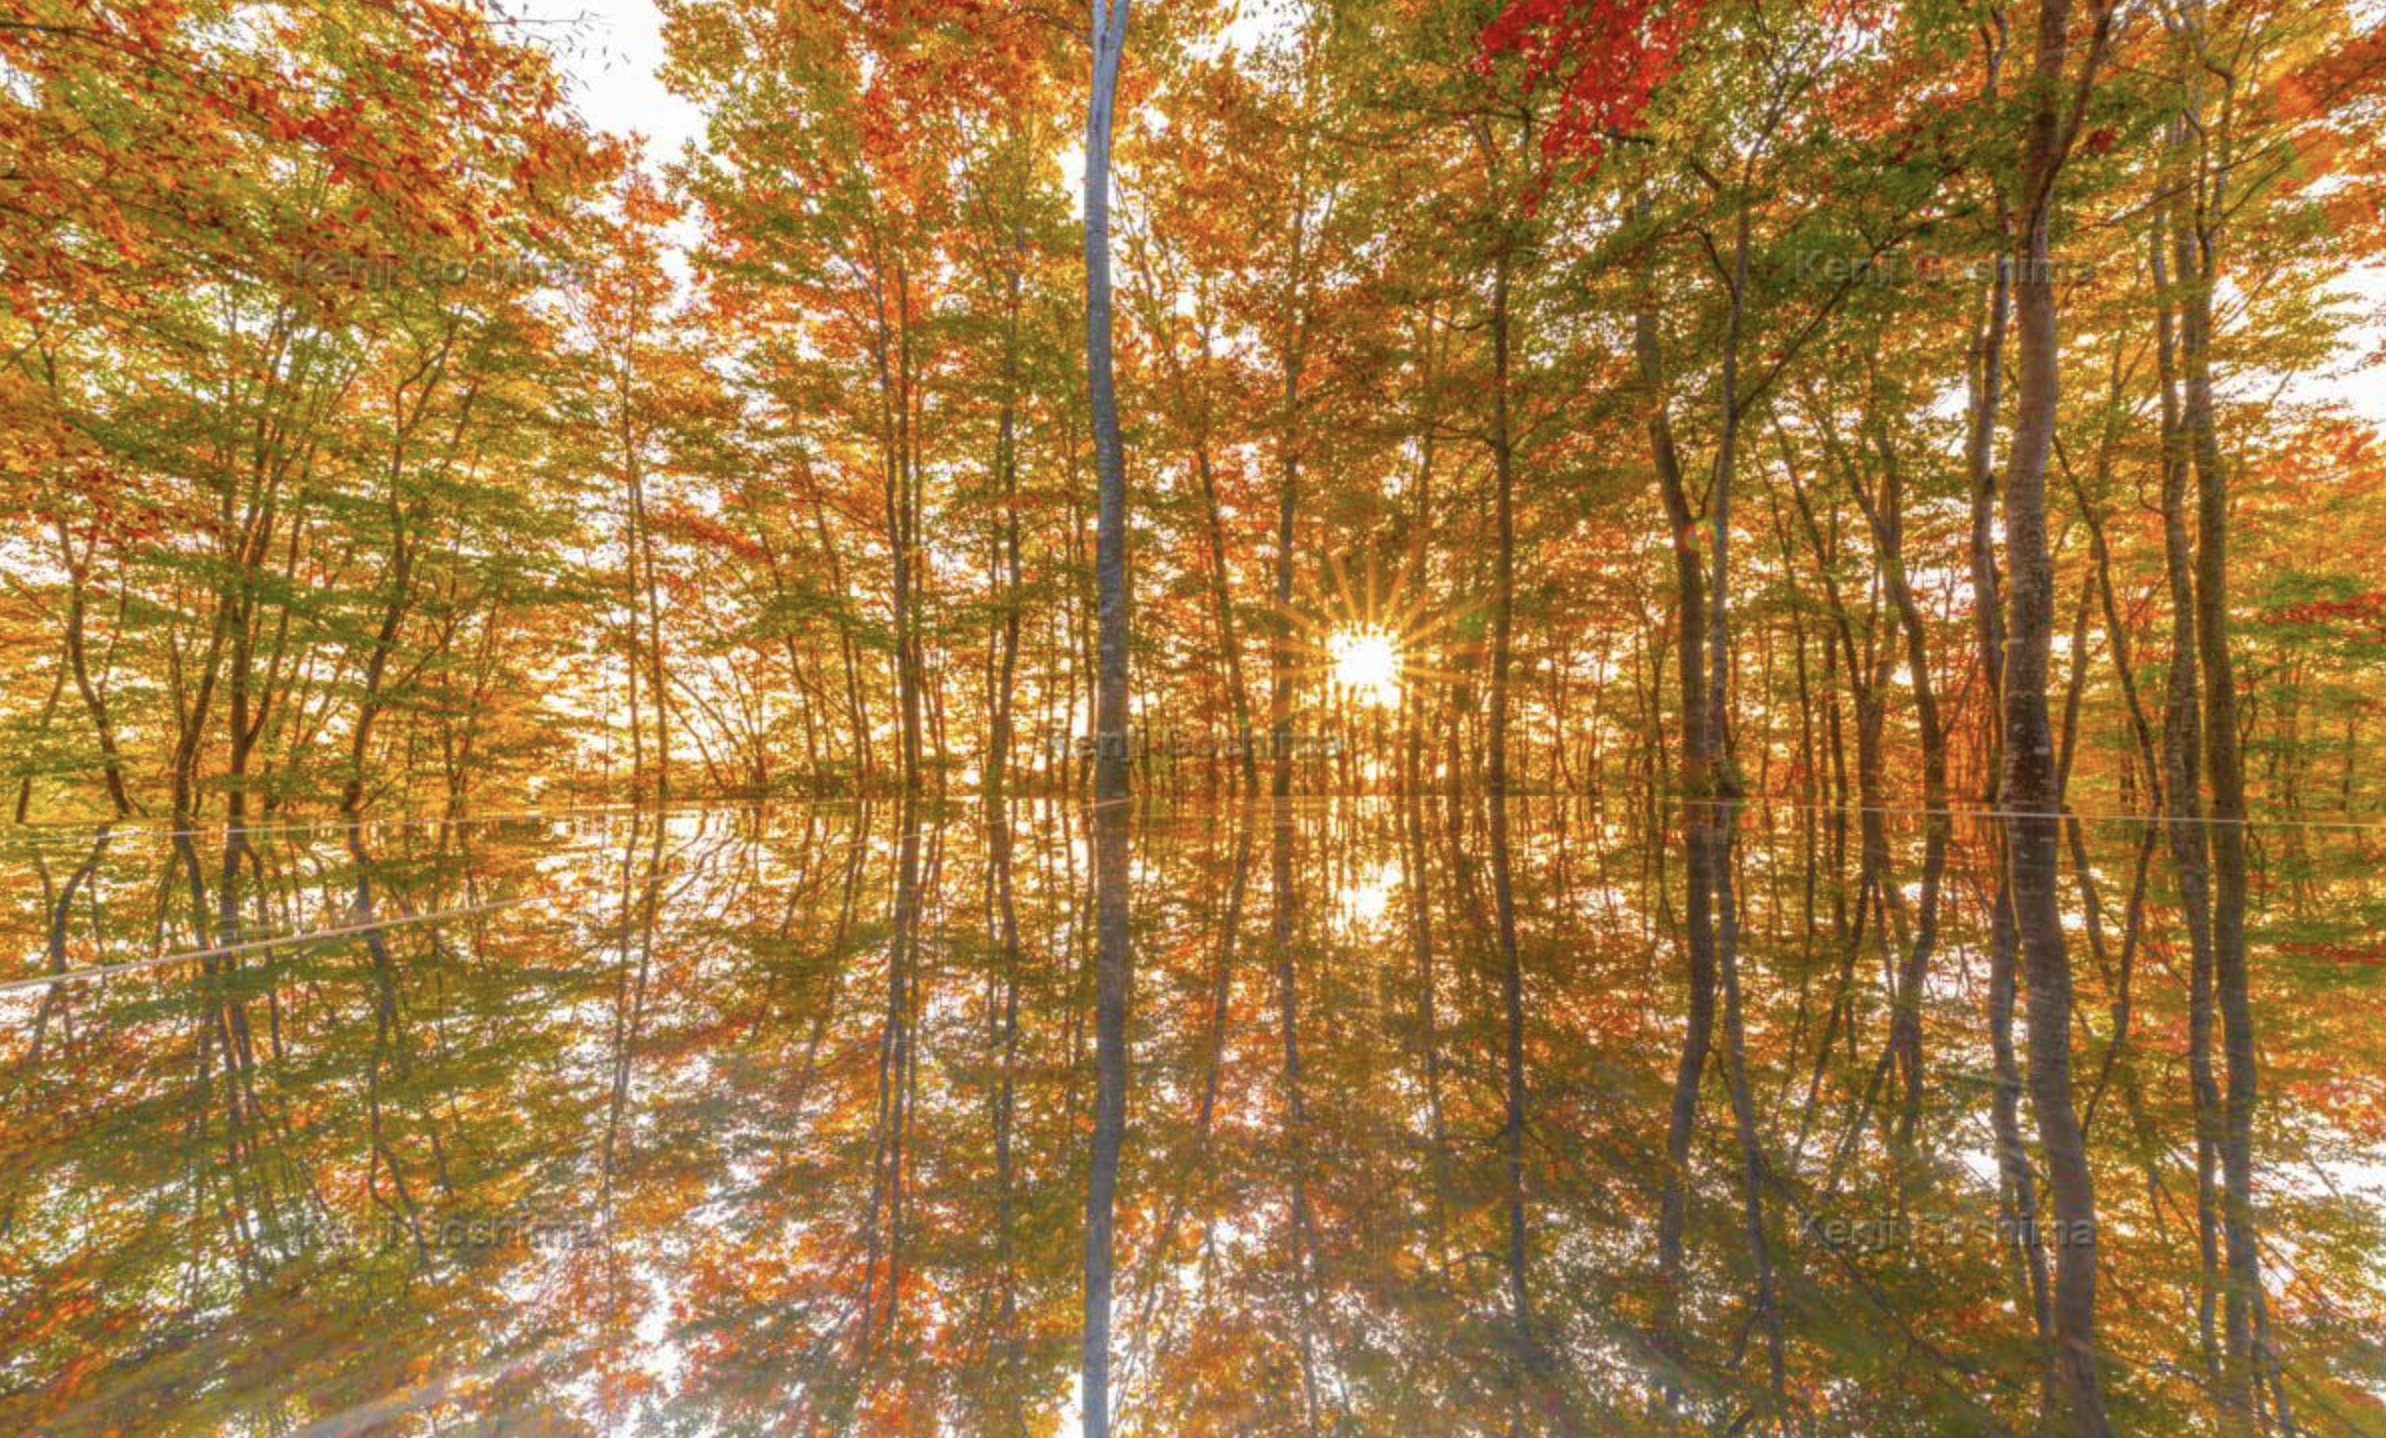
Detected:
left=2, top=800, right=2381, bottom=1435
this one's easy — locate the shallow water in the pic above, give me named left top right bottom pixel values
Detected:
left=3, top=799, right=2381, bottom=1434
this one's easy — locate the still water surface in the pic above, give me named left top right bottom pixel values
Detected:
left=3, top=800, right=2382, bottom=1434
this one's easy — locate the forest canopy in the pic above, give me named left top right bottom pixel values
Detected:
left=3, top=0, right=2383, bottom=823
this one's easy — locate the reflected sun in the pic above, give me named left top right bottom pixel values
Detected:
left=1329, top=625, right=1402, bottom=708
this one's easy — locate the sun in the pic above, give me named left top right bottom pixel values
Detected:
left=1268, top=540, right=1467, bottom=720
left=1328, top=625, right=1403, bottom=708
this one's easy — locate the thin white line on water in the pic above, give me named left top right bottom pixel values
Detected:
left=0, top=795, right=1060, bottom=852
left=1100, top=791, right=2386, bottom=834
left=0, top=899, right=529, bottom=997
left=0, top=798, right=777, bottom=850
left=9, top=789, right=2378, bottom=861
left=1656, top=794, right=2382, bottom=833
left=0, top=821, right=947, bottom=998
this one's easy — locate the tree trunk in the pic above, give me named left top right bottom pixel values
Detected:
left=2003, top=0, right=2116, bottom=1424
left=1635, top=200, right=1717, bottom=1394
left=1081, top=4, right=1134, bottom=1433
left=1487, top=245, right=1516, bottom=800
left=2169, top=78, right=2268, bottom=1423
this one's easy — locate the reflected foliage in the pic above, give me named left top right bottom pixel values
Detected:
left=3, top=799, right=2383, bottom=1435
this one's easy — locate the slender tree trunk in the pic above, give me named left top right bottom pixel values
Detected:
left=2169, top=78, right=2268, bottom=1422
left=1709, top=172, right=1784, bottom=1418
left=987, top=201, right=1028, bottom=806
left=1844, top=398, right=1950, bottom=1154
left=1270, top=356, right=1307, bottom=797
left=1968, top=258, right=2011, bottom=792
left=55, top=526, right=134, bottom=817
left=2151, top=211, right=2229, bottom=1394
left=1635, top=202, right=1717, bottom=1394
left=2003, top=1, right=2117, bottom=1424
left=1487, top=245, right=1517, bottom=800
left=1082, top=4, right=1134, bottom=1432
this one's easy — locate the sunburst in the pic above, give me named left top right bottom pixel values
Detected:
left=1269, top=537, right=1473, bottom=711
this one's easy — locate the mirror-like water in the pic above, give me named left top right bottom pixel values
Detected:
left=3, top=800, right=2381, bottom=1435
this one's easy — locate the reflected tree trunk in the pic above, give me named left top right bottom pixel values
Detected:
left=1402, top=788, right=1454, bottom=1258
left=859, top=799, right=922, bottom=1366
left=1270, top=797, right=1327, bottom=1432
left=19, top=829, right=110, bottom=1075
left=1488, top=792, right=1584, bottom=1435
left=983, top=793, right=1026, bottom=1432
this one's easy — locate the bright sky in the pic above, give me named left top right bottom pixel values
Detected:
left=511, top=0, right=708, bottom=164
left=512, top=0, right=1294, bottom=213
